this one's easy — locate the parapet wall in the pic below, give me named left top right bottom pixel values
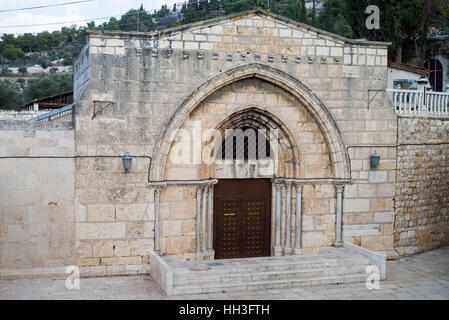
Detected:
left=0, top=110, right=53, bottom=121
left=394, top=117, right=449, bottom=257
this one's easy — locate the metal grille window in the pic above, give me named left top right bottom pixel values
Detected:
left=219, top=126, right=271, bottom=160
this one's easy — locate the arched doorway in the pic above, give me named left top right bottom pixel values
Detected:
left=425, top=59, right=443, bottom=92
left=153, top=63, right=351, bottom=259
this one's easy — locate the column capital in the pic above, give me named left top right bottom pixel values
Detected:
left=153, top=185, right=164, bottom=194
left=294, top=182, right=304, bottom=191
left=274, top=181, right=283, bottom=190
left=196, top=185, right=205, bottom=195
left=336, top=184, right=345, bottom=193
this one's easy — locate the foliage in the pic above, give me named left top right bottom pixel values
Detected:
left=1, top=66, right=12, bottom=76
left=18, top=66, right=27, bottom=75
left=23, top=73, right=73, bottom=103
left=2, top=44, right=25, bottom=60
left=0, top=79, right=23, bottom=109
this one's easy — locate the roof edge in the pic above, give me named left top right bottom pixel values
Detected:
left=87, top=8, right=391, bottom=47
left=388, top=61, right=430, bottom=76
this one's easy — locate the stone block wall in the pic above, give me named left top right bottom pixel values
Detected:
left=0, top=121, right=75, bottom=273
left=394, top=117, right=449, bottom=256
left=74, top=156, right=154, bottom=268
left=0, top=110, right=53, bottom=121
left=73, top=10, right=396, bottom=265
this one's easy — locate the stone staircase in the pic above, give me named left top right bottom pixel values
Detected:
left=150, top=245, right=385, bottom=295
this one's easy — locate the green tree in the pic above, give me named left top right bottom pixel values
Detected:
left=300, top=0, right=307, bottom=23
left=344, top=0, right=427, bottom=63
left=18, top=66, right=27, bottom=75
left=155, top=6, right=171, bottom=20
left=311, top=0, right=316, bottom=26
left=119, top=7, right=154, bottom=32
left=2, top=44, right=25, bottom=60
left=23, top=73, right=73, bottom=103
left=103, top=17, right=120, bottom=30
left=318, top=0, right=353, bottom=37
left=0, top=79, right=23, bottom=110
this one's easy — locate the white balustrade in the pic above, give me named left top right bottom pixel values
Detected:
left=387, top=89, right=449, bottom=117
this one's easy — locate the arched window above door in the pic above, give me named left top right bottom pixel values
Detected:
left=219, top=126, right=271, bottom=160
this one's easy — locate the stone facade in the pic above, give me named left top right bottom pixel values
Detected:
left=72, top=9, right=395, bottom=264
left=0, top=10, right=448, bottom=278
left=394, top=117, right=449, bottom=257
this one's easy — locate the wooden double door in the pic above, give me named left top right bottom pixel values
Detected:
left=213, top=179, right=271, bottom=259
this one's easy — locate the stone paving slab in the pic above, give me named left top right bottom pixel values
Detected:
left=1, top=246, right=448, bottom=300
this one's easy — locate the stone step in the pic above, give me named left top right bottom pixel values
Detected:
left=172, top=257, right=370, bottom=277
left=173, top=264, right=367, bottom=286
left=172, top=272, right=369, bottom=295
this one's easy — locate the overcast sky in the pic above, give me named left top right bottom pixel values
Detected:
left=0, top=0, right=181, bottom=35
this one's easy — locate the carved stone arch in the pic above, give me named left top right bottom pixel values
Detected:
left=150, top=63, right=350, bottom=181
left=203, top=105, right=302, bottom=179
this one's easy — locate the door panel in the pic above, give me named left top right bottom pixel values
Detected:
left=214, top=179, right=271, bottom=259
left=215, top=198, right=242, bottom=259
left=242, top=197, right=266, bottom=257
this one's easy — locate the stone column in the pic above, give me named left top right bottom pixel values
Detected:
left=201, top=185, right=208, bottom=252
left=196, top=186, right=203, bottom=256
left=284, top=181, right=293, bottom=254
left=293, top=183, right=303, bottom=255
left=153, top=186, right=164, bottom=255
left=206, top=185, right=215, bottom=259
left=333, top=184, right=344, bottom=247
left=272, top=182, right=283, bottom=256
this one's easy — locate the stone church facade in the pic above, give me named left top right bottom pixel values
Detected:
left=1, top=10, right=448, bottom=280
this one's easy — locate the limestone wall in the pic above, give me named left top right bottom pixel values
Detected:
left=0, top=110, right=53, bottom=121
left=394, top=117, right=449, bottom=257
left=0, top=121, right=75, bottom=274
left=73, top=10, right=396, bottom=264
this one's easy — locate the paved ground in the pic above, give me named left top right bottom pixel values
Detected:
left=1, top=246, right=448, bottom=300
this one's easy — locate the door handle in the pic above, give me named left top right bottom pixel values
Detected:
left=224, top=213, right=235, bottom=216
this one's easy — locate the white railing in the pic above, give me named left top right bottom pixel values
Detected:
left=28, top=104, right=73, bottom=122
left=387, top=89, right=449, bottom=117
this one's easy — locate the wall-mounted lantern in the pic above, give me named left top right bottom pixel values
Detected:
left=370, top=151, right=381, bottom=170
left=122, top=153, right=132, bottom=173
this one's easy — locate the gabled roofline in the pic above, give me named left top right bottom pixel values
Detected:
left=87, top=8, right=391, bottom=47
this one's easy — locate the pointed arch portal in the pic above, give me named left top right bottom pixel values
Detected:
left=150, top=63, right=350, bottom=182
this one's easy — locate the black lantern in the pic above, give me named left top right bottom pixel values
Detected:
left=370, top=151, right=381, bottom=170
left=122, top=153, right=132, bottom=173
